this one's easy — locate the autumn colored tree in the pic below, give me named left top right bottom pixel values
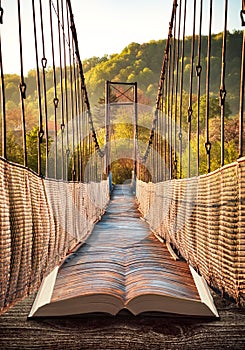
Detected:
left=1, top=31, right=242, bottom=180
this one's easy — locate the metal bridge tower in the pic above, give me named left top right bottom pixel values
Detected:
left=104, top=81, right=138, bottom=182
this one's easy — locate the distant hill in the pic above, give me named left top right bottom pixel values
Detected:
left=1, top=31, right=243, bottom=175
left=83, top=39, right=166, bottom=106
left=3, top=30, right=242, bottom=119
left=83, top=31, right=242, bottom=113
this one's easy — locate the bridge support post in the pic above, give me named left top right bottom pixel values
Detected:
left=105, top=80, right=111, bottom=178
left=133, top=82, right=138, bottom=183
left=104, top=81, right=138, bottom=186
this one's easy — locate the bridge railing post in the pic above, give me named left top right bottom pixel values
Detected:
left=133, top=82, right=138, bottom=182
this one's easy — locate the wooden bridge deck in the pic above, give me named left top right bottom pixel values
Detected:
left=47, top=184, right=201, bottom=316
left=0, top=185, right=245, bottom=349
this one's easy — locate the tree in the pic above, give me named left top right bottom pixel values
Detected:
left=6, top=130, right=23, bottom=164
left=26, top=126, right=49, bottom=174
left=192, top=95, right=231, bottom=132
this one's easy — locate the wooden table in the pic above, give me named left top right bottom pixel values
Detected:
left=0, top=292, right=244, bottom=349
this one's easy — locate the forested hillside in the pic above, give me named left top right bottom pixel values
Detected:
left=1, top=30, right=243, bottom=177
left=83, top=31, right=242, bottom=113
left=3, top=30, right=242, bottom=124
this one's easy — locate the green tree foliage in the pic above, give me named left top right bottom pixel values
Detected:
left=0, top=31, right=243, bottom=179
left=84, top=39, right=166, bottom=105
left=6, top=130, right=23, bottom=164
left=83, top=31, right=242, bottom=117
left=192, top=95, right=231, bottom=131
left=111, top=158, right=134, bottom=184
left=26, top=126, right=47, bottom=174
left=1, top=126, right=48, bottom=175
left=181, top=94, right=237, bottom=177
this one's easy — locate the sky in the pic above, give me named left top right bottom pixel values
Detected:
left=0, top=0, right=243, bottom=75
left=71, top=0, right=242, bottom=59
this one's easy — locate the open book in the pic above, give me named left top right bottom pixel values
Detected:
left=29, top=242, right=219, bottom=318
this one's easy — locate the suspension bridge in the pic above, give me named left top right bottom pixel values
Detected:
left=0, top=0, right=245, bottom=348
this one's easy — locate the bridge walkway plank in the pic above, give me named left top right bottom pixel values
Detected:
left=0, top=186, right=245, bottom=349
left=50, top=184, right=200, bottom=312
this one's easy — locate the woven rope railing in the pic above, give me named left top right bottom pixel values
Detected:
left=0, top=157, right=109, bottom=315
left=136, top=157, right=245, bottom=305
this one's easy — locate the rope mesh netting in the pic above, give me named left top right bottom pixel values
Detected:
left=0, top=0, right=109, bottom=314
left=136, top=157, right=245, bottom=304
left=0, top=158, right=109, bottom=314
left=1, top=0, right=245, bottom=314
left=134, top=0, right=245, bottom=304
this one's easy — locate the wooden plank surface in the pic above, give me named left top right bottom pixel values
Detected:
left=50, top=184, right=200, bottom=309
left=0, top=292, right=244, bottom=349
left=0, top=185, right=245, bottom=348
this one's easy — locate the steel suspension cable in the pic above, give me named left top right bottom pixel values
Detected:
left=66, top=0, right=104, bottom=161
left=76, top=62, right=83, bottom=181
left=72, top=46, right=79, bottom=181
left=0, top=1, right=2, bottom=24
left=239, top=1, right=245, bottom=158
left=39, top=0, right=49, bottom=177
left=187, top=0, right=196, bottom=178
left=174, top=0, right=182, bottom=179
left=156, top=109, right=160, bottom=182
left=61, top=0, right=69, bottom=181
left=49, top=0, right=59, bottom=179
left=156, top=0, right=178, bottom=111
left=32, top=0, right=44, bottom=176
left=168, top=39, right=172, bottom=179
left=88, top=132, right=92, bottom=182
left=158, top=99, right=163, bottom=181
left=220, top=0, right=228, bottom=167
left=134, top=82, right=138, bottom=181
left=0, top=6, right=6, bottom=159
left=66, top=4, right=75, bottom=181
left=205, top=0, right=213, bottom=173
left=170, top=15, right=177, bottom=180
left=17, top=0, right=27, bottom=167
left=164, top=70, right=168, bottom=180
left=55, top=0, right=65, bottom=180
left=137, top=0, right=177, bottom=181
left=179, top=0, right=187, bottom=179
left=196, top=0, right=203, bottom=176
